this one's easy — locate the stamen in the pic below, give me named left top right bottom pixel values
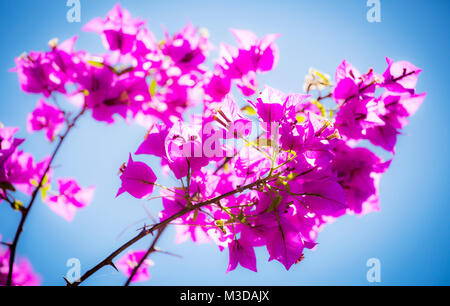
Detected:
left=213, top=115, right=228, bottom=128
left=316, top=121, right=331, bottom=137
left=218, top=110, right=232, bottom=123
left=326, top=130, right=341, bottom=141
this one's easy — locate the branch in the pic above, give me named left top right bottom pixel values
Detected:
left=68, top=173, right=281, bottom=286
left=124, top=225, right=167, bottom=286
left=317, top=92, right=332, bottom=102
left=6, top=106, right=86, bottom=286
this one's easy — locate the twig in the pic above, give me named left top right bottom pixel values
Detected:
left=124, top=225, right=167, bottom=286
left=6, top=106, right=86, bottom=286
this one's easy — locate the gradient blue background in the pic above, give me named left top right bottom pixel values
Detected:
left=0, top=0, right=448, bottom=286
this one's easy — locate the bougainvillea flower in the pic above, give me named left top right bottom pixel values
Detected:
left=44, top=178, right=94, bottom=222
left=117, top=154, right=157, bottom=199
left=229, top=29, right=280, bottom=73
left=364, top=92, right=427, bottom=153
left=234, top=146, right=271, bottom=181
left=210, top=95, right=252, bottom=139
left=265, top=215, right=304, bottom=271
left=234, top=71, right=258, bottom=97
left=164, top=120, right=210, bottom=178
left=13, top=36, right=80, bottom=98
left=74, top=61, right=151, bottom=124
left=0, top=124, right=24, bottom=183
left=250, top=86, right=287, bottom=123
left=333, top=60, right=379, bottom=103
left=332, top=143, right=391, bottom=215
left=335, top=97, right=384, bottom=141
left=158, top=171, right=221, bottom=244
left=334, top=60, right=362, bottom=87
left=383, top=57, right=422, bottom=93
left=227, top=239, right=257, bottom=273
left=280, top=113, right=340, bottom=166
left=158, top=189, right=189, bottom=223
left=144, top=79, right=200, bottom=124
left=203, top=70, right=232, bottom=102
left=74, top=63, right=124, bottom=123
left=14, top=52, right=66, bottom=98
left=251, top=87, right=309, bottom=126
left=158, top=171, right=220, bottom=224
left=47, top=36, right=81, bottom=84
left=83, top=4, right=145, bottom=54
left=289, top=179, right=347, bottom=215
left=135, top=124, right=170, bottom=158
left=334, top=57, right=426, bottom=152
left=115, top=250, right=154, bottom=283
left=5, top=152, right=51, bottom=196
left=213, top=30, right=280, bottom=96
left=0, top=241, right=41, bottom=286
left=162, top=22, right=211, bottom=73
left=26, top=99, right=65, bottom=141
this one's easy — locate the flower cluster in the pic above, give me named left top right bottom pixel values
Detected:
left=204, top=29, right=279, bottom=101
left=0, top=123, right=94, bottom=222
left=26, top=99, right=65, bottom=142
left=14, top=4, right=278, bottom=130
left=333, top=59, right=426, bottom=153
left=7, top=3, right=281, bottom=284
left=118, top=58, right=425, bottom=275
left=4, top=3, right=426, bottom=285
left=0, top=123, right=50, bottom=201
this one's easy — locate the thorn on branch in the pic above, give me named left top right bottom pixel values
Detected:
left=154, top=247, right=183, bottom=259
left=108, top=261, right=119, bottom=272
left=1, top=241, right=12, bottom=248
left=63, top=277, right=72, bottom=286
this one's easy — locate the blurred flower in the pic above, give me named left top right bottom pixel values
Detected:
left=26, top=99, right=65, bottom=142
left=116, top=250, right=154, bottom=283
left=44, top=178, right=95, bottom=222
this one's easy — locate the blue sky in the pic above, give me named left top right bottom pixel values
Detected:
left=0, top=0, right=449, bottom=285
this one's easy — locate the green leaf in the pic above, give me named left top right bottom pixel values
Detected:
left=246, top=138, right=273, bottom=148
left=238, top=214, right=247, bottom=224
left=281, top=179, right=291, bottom=193
left=29, top=174, right=51, bottom=200
left=267, top=193, right=283, bottom=213
left=88, top=60, right=105, bottom=69
left=13, top=200, right=24, bottom=211
left=215, top=220, right=226, bottom=234
left=192, top=209, right=199, bottom=222
left=41, top=184, right=51, bottom=201
left=30, top=179, right=38, bottom=187
left=149, top=79, right=157, bottom=97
